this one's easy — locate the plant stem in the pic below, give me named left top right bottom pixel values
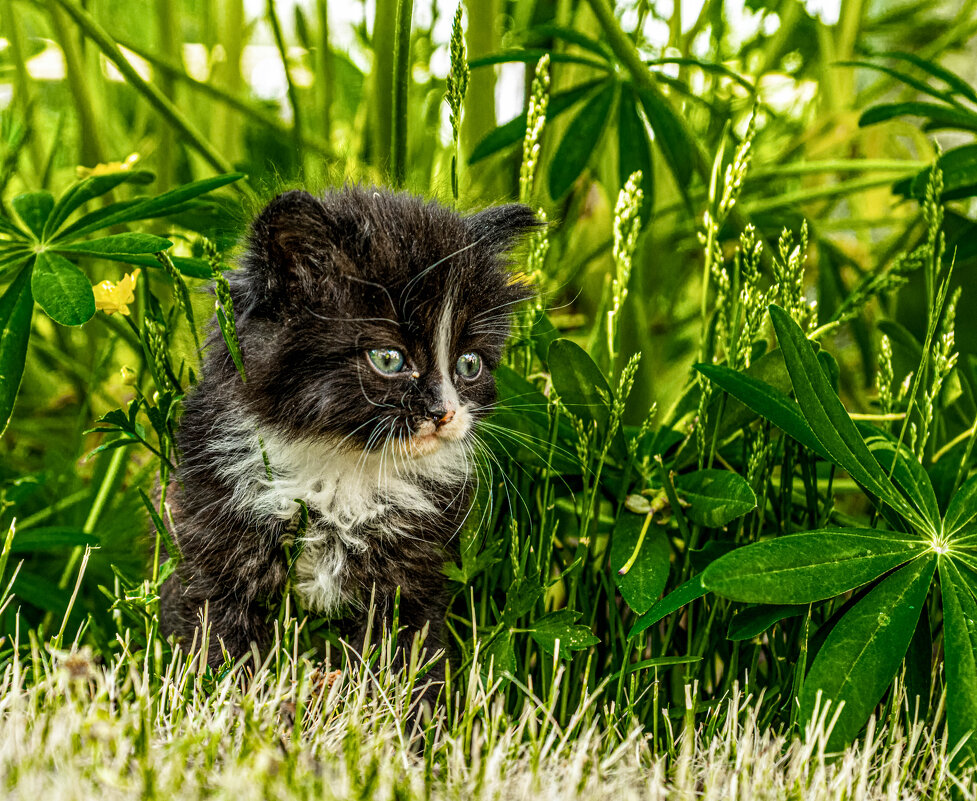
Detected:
left=391, top=0, right=414, bottom=187
left=266, top=0, right=304, bottom=173
left=51, top=0, right=244, bottom=187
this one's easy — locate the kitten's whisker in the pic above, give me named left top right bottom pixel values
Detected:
left=401, top=233, right=493, bottom=302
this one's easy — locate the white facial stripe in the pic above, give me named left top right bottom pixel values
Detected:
left=435, top=295, right=461, bottom=411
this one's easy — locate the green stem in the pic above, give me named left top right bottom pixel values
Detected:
left=51, top=0, right=244, bottom=187
left=58, top=445, right=127, bottom=589
left=266, top=0, right=304, bottom=172
left=391, top=0, right=414, bottom=187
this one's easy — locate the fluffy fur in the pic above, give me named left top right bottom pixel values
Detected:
left=160, top=187, right=537, bottom=702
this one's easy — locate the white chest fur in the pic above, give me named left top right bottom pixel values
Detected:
left=208, top=414, right=468, bottom=613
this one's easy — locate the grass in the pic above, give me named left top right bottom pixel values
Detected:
left=0, top=622, right=968, bottom=800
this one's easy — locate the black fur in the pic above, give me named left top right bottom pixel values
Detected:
left=160, top=187, right=537, bottom=703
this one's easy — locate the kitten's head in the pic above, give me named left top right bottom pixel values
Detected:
left=224, top=187, right=538, bottom=465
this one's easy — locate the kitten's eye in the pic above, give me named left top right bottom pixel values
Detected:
left=367, top=348, right=406, bottom=375
left=456, top=352, right=482, bottom=380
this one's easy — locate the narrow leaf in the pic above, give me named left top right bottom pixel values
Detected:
left=44, top=170, right=155, bottom=238
left=703, top=528, right=926, bottom=604
left=11, top=192, right=54, bottom=240
left=769, top=305, right=931, bottom=534
left=946, top=474, right=977, bottom=537
left=940, top=558, right=977, bottom=770
left=548, top=81, right=617, bottom=199
left=0, top=265, right=34, bottom=436
left=548, top=338, right=612, bottom=427
left=629, top=575, right=707, bottom=638
left=7, top=527, right=98, bottom=551
left=727, top=604, right=803, bottom=641
left=636, top=86, right=694, bottom=190
left=618, top=86, right=654, bottom=211
left=799, top=555, right=935, bottom=753
left=55, top=232, right=172, bottom=256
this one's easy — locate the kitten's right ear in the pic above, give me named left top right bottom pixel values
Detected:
left=245, top=189, right=325, bottom=300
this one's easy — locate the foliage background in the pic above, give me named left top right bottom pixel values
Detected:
left=2, top=0, right=977, bottom=783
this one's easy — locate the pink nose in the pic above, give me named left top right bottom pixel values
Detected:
left=435, top=409, right=455, bottom=429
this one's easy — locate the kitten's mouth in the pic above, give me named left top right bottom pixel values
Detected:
left=400, top=412, right=470, bottom=458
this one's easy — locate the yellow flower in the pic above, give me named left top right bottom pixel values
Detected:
left=93, top=269, right=140, bottom=316
left=76, top=152, right=140, bottom=179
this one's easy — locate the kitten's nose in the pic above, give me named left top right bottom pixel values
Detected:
left=429, top=407, right=455, bottom=428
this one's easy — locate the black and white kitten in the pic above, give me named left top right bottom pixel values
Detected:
left=160, top=187, right=536, bottom=698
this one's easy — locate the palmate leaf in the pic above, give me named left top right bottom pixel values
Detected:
left=945, top=474, right=977, bottom=537
left=799, top=554, right=935, bottom=753
left=469, top=79, right=608, bottom=164
left=768, top=305, right=933, bottom=536
left=63, top=173, right=244, bottom=239
left=694, top=362, right=829, bottom=459
left=11, top=192, right=54, bottom=240
left=31, top=252, right=96, bottom=326
left=0, top=264, right=34, bottom=436
left=702, top=528, right=926, bottom=604
left=548, top=81, right=618, bottom=199
left=43, top=169, right=155, bottom=239
left=939, top=558, right=977, bottom=770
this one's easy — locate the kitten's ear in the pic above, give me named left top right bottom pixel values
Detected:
left=247, top=189, right=325, bottom=293
left=465, top=204, right=542, bottom=253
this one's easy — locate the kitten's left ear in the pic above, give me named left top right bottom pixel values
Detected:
left=465, top=204, right=543, bottom=253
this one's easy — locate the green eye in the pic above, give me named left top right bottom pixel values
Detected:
left=456, top=352, right=482, bottom=380
left=367, top=348, right=406, bottom=375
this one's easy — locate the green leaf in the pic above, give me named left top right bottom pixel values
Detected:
left=629, top=575, right=707, bottom=638
left=899, top=145, right=977, bottom=200
left=768, top=305, right=931, bottom=535
left=523, top=24, right=614, bottom=61
left=547, top=338, right=612, bottom=427
left=635, top=85, right=694, bottom=191
left=611, top=511, right=670, bottom=614
left=503, top=577, right=543, bottom=625
left=31, top=252, right=96, bottom=326
left=0, top=265, right=34, bottom=436
left=858, top=425, right=941, bottom=534
left=939, top=558, right=977, bottom=770
left=799, top=555, right=935, bottom=753
left=8, top=527, right=98, bottom=551
left=66, top=173, right=244, bottom=238
left=548, top=81, right=617, bottom=199
left=946, top=474, right=977, bottom=537
left=876, top=51, right=977, bottom=105
left=43, top=170, right=155, bottom=238
left=694, top=362, right=829, bottom=460
left=703, top=528, right=926, bottom=604
left=673, top=469, right=757, bottom=528
left=469, top=79, right=607, bottom=164
left=88, top=251, right=214, bottom=280
left=55, top=233, right=173, bottom=257
left=483, top=630, right=517, bottom=675
left=528, top=610, right=600, bottom=656
left=727, top=604, right=803, bottom=641
left=859, top=102, right=977, bottom=132
left=618, top=86, right=654, bottom=212
left=12, top=192, right=54, bottom=240
left=838, top=60, right=956, bottom=105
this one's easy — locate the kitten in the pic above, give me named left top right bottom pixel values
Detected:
left=160, top=187, right=537, bottom=703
